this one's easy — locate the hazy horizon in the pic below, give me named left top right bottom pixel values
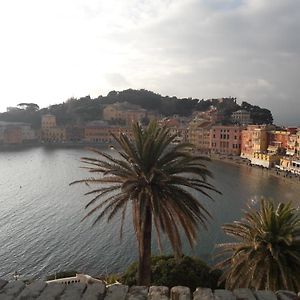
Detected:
left=0, top=0, right=299, bottom=125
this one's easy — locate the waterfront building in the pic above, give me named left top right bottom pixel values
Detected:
left=41, top=115, right=66, bottom=143
left=278, top=156, right=300, bottom=174
left=231, top=109, right=252, bottom=125
left=102, top=102, right=154, bottom=125
left=297, top=129, right=300, bottom=157
left=66, top=126, right=85, bottom=142
left=21, top=124, right=36, bottom=142
left=286, top=133, right=298, bottom=156
left=241, top=125, right=274, bottom=159
left=84, top=120, right=133, bottom=143
left=187, top=118, right=212, bottom=152
left=250, top=152, right=280, bottom=168
left=268, top=130, right=290, bottom=154
left=3, top=126, right=22, bottom=144
left=210, top=125, right=242, bottom=155
left=0, top=121, right=36, bottom=145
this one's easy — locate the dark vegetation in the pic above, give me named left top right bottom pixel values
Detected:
left=122, top=255, right=223, bottom=291
left=0, top=89, right=273, bottom=127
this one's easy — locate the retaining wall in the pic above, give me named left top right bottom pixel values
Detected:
left=0, top=279, right=299, bottom=300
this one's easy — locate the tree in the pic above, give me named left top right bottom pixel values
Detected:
left=17, top=103, right=40, bottom=112
left=122, top=255, right=223, bottom=291
left=216, top=198, right=300, bottom=291
left=71, top=121, right=219, bottom=285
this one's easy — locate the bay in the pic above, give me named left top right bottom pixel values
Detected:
left=0, top=147, right=299, bottom=280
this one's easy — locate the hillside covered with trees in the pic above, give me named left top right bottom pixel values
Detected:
left=0, top=89, right=273, bottom=128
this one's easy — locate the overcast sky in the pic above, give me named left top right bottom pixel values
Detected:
left=0, top=0, right=299, bottom=125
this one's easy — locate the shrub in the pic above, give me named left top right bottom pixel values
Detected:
left=122, top=255, right=223, bottom=291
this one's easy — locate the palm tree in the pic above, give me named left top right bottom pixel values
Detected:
left=216, top=198, right=300, bottom=291
left=71, top=121, right=219, bottom=285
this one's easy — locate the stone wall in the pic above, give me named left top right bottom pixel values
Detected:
left=0, top=279, right=299, bottom=300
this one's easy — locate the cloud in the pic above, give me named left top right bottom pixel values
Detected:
left=0, top=0, right=299, bottom=125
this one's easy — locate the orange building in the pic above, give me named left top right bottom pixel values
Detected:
left=3, top=126, right=23, bottom=144
left=84, top=121, right=133, bottom=143
left=268, top=130, right=290, bottom=154
left=102, top=102, right=153, bottom=125
left=286, top=134, right=298, bottom=156
left=241, top=125, right=274, bottom=159
left=210, top=125, right=242, bottom=155
left=187, top=118, right=212, bottom=152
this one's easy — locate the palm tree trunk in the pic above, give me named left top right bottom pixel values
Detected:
left=138, top=205, right=152, bottom=286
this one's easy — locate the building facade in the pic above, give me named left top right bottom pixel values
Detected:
left=187, top=118, right=212, bottom=153
left=231, top=110, right=252, bottom=125
left=41, top=114, right=66, bottom=143
left=0, top=121, right=36, bottom=145
left=210, top=125, right=242, bottom=155
left=241, top=125, right=274, bottom=159
left=102, top=102, right=150, bottom=125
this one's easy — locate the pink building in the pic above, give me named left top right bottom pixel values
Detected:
left=210, top=125, right=242, bottom=155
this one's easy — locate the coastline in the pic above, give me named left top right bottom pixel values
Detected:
left=208, top=153, right=300, bottom=192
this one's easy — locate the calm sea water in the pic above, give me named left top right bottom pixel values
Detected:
left=0, top=146, right=299, bottom=280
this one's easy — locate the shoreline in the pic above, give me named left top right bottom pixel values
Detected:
left=208, top=153, right=300, bottom=192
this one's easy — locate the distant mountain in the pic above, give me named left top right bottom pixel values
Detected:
left=0, top=89, right=273, bottom=127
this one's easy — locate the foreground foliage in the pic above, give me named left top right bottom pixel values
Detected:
left=122, top=255, right=223, bottom=291
left=71, top=121, right=218, bottom=285
left=216, top=198, right=300, bottom=291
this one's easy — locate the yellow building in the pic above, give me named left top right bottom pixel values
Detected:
left=41, top=114, right=57, bottom=129
left=187, top=118, right=212, bottom=152
left=103, top=102, right=150, bottom=125
left=41, top=114, right=66, bottom=142
left=250, top=152, right=280, bottom=168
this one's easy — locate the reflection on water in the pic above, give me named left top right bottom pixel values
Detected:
left=0, top=147, right=299, bottom=280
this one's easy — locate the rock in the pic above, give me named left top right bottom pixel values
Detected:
left=126, top=286, right=148, bottom=300
left=60, top=282, right=86, bottom=300
left=37, top=282, right=66, bottom=300
left=254, top=290, right=277, bottom=300
left=1, top=281, right=25, bottom=297
left=233, top=289, right=255, bottom=300
left=276, top=290, right=298, bottom=300
left=104, top=284, right=128, bottom=300
left=148, top=286, right=169, bottom=300
left=0, top=280, right=8, bottom=291
left=215, top=290, right=236, bottom=300
left=17, top=280, right=46, bottom=299
left=171, top=286, right=191, bottom=300
left=82, top=282, right=106, bottom=300
left=193, top=288, right=214, bottom=300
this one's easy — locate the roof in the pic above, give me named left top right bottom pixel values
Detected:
left=0, top=121, right=31, bottom=127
